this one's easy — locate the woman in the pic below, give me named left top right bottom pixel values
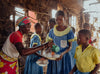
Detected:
left=0, top=16, right=52, bottom=74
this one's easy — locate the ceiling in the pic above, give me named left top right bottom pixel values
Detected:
left=1, top=0, right=83, bottom=15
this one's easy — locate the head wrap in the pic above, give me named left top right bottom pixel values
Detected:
left=16, top=16, right=31, bottom=26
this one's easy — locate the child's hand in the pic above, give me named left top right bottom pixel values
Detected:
left=38, top=58, right=46, bottom=61
left=69, top=71, right=73, bottom=74
left=56, top=54, right=63, bottom=61
left=92, top=39, right=96, bottom=43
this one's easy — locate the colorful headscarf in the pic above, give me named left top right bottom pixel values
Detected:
left=16, top=16, right=31, bottom=26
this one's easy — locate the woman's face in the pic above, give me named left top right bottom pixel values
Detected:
left=56, top=15, right=65, bottom=26
left=21, top=23, right=31, bottom=34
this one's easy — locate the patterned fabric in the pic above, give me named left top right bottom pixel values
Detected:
left=74, top=45, right=100, bottom=72
left=24, top=33, right=43, bottom=74
left=16, top=16, right=30, bottom=26
left=0, top=51, right=19, bottom=74
left=1, top=30, right=23, bottom=74
left=47, top=26, right=74, bottom=74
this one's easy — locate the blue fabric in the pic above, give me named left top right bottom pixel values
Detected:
left=24, top=34, right=43, bottom=74
left=69, top=41, right=78, bottom=69
left=75, top=70, right=90, bottom=74
left=47, top=28, right=74, bottom=74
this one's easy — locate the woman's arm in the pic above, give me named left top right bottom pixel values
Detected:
left=90, top=64, right=100, bottom=74
left=34, top=52, right=48, bottom=59
left=15, top=42, right=53, bottom=56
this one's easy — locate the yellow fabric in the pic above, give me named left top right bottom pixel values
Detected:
left=0, top=61, right=4, bottom=68
left=31, top=33, right=41, bottom=42
left=0, top=51, right=17, bottom=62
left=68, top=37, right=77, bottom=42
left=0, top=51, right=19, bottom=74
left=46, top=33, right=53, bottom=42
left=54, top=25, right=71, bottom=36
left=74, top=45, right=100, bottom=72
left=68, top=39, right=74, bottom=42
left=32, top=43, right=38, bottom=46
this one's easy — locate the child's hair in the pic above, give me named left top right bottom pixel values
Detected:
left=71, top=27, right=75, bottom=33
left=34, top=23, right=41, bottom=29
left=83, top=23, right=90, bottom=29
left=49, top=18, right=56, bottom=24
left=56, top=10, right=65, bottom=17
left=78, top=29, right=91, bottom=39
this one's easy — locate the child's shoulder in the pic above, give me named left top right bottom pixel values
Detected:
left=76, top=45, right=82, bottom=49
left=31, top=33, right=40, bottom=39
left=89, top=45, right=97, bottom=50
left=88, top=45, right=100, bottom=53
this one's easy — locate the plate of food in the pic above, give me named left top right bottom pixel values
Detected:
left=42, top=51, right=60, bottom=60
left=36, top=58, right=49, bottom=67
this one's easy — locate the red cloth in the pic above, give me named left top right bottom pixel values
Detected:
left=10, top=31, right=23, bottom=45
left=0, top=55, right=18, bottom=74
left=89, top=38, right=93, bottom=46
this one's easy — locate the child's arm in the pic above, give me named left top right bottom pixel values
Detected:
left=90, top=64, right=100, bottom=74
left=62, top=42, right=72, bottom=55
left=56, top=42, right=72, bottom=61
left=69, top=65, right=77, bottom=74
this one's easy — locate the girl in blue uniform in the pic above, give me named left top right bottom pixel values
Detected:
left=24, top=23, right=43, bottom=74
left=69, top=27, right=78, bottom=69
left=47, top=10, right=74, bottom=74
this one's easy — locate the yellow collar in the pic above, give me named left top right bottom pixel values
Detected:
left=78, top=44, right=91, bottom=50
left=31, top=33, right=41, bottom=41
left=54, top=25, right=71, bottom=36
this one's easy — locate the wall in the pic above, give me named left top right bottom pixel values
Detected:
left=0, top=1, right=14, bottom=49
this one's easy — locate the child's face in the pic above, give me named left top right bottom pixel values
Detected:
left=49, top=22, right=55, bottom=29
left=56, top=15, right=65, bottom=26
left=84, top=26, right=90, bottom=30
left=77, top=33, right=88, bottom=45
left=35, top=26, right=42, bottom=35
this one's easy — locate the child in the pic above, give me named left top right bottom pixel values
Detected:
left=47, top=10, right=74, bottom=74
left=46, top=18, right=56, bottom=42
left=83, top=23, right=96, bottom=45
left=69, top=29, right=100, bottom=74
left=24, top=23, right=43, bottom=74
left=69, top=27, right=78, bottom=69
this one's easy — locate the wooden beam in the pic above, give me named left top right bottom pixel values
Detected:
left=89, top=2, right=100, bottom=5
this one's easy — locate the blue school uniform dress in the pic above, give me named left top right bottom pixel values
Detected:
left=24, top=33, right=43, bottom=74
left=47, top=25, right=74, bottom=74
left=69, top=37, right=78, bottom=69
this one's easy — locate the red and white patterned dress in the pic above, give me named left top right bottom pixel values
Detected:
left=0, top=31, right=23, bottom=74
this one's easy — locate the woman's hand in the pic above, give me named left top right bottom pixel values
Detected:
left=47, top=41, right=54, bottom=47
